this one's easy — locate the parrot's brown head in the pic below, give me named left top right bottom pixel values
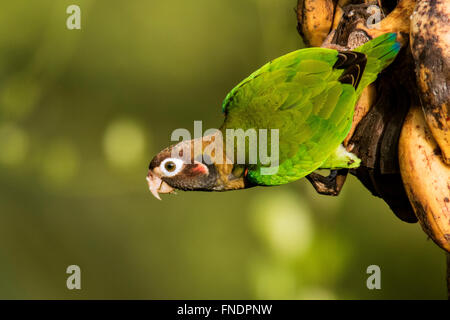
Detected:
left=147, top=133, right=252, bottom=200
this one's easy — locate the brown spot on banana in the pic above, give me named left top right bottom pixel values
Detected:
left=337, top=0, right=352, bottom=6
left=410, top=0, right=450, bottom=165
left=297, top=0, right=336, bottom=47
left=399, top=104, right=450, bottom=252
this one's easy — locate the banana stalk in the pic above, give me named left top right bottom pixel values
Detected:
left=355, top=0, right=416, bottom=47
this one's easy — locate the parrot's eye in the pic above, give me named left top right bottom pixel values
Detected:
left=165, top=162, right=176, bottom=172
left=160, top=158, right=184, bottom=177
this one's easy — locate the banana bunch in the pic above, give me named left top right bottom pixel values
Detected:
left=407, top=0, right=450, bottom=252
left=297, top=0, right=450, bottom=252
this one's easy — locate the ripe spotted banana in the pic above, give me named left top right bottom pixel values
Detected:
left=297, top=0, right=336, bottom=47
left=410, top=0, right=450, bottom=165
left=399, top=104, right=450, bottom=252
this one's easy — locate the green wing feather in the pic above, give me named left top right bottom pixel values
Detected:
left=353, top=32, right=400, bottom=96
left=220, top=33, right=400, bottom=186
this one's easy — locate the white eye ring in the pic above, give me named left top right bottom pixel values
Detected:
left=160, top=158, right=184, bottom=177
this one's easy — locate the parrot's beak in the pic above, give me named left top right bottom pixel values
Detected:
left=146, top=170, right=175, bottom=200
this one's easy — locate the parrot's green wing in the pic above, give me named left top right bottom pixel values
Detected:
left=221, top=48, right=357, bottom=185
left=220, top=33, right=400, bottom=186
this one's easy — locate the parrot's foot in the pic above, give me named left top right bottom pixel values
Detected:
left=306, top=169, right=348, bottom=196
left=320, top=144, right=361, bottom=170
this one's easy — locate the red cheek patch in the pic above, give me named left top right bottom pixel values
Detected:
left=191, top=163, right=209, bottom=175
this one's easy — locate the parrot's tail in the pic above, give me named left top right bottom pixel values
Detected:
left=353, top=33, right=401, bottom=96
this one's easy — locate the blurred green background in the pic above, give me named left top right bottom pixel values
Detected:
left=0, top=0, right=446, bottom=299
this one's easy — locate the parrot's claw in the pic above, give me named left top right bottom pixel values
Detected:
left=306, top=169, right=348, bottom=196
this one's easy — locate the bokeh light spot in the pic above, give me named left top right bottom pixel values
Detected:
left=41, top=140, right=79, bottom=185
left=0, top=76, right=40, bottom=120
left=103, top=118, right=146, bottom=169
left=0, top=123, right=29, bottom=166
left=250, top=189, right=314, bottom=258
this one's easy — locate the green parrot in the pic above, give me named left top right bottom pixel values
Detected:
left=147, top=33, right=400, bottom=200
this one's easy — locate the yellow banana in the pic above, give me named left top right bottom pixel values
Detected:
left=399, top=105, right=450, bottom=252
left=297, top=0, right=336, bottom=47
left=410, top=0, right=450, bottom=165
